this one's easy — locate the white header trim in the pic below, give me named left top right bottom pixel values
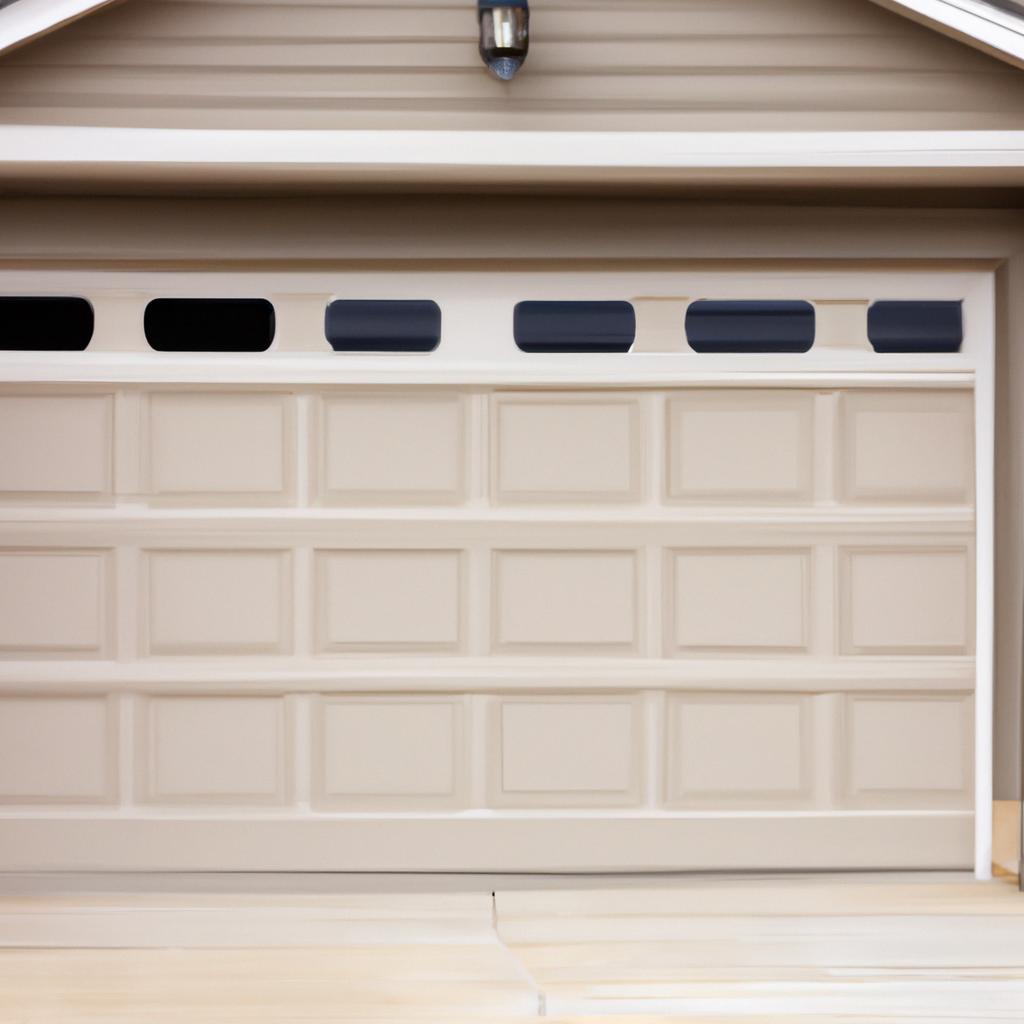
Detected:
left=3, top=127, right=1024, bottom=187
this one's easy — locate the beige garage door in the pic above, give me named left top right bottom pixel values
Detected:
left=0, top=377, right=978, bottom=872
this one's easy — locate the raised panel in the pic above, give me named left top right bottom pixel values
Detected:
left=668, top=548, right=810, bottom=654
left=146, top=391, right=291, bottom=502
left=842, top=694, right=973, bottom=808
left=139, top=696, right=288, bottom=805
left=0, top=549, right=111, bottom=657
left=315, top=697, right=464, bottom=809
left=144, top=549, right=290, bottom=656
left=667, top=390, right=814, bottom=503
left=492, top=394, right=641, bottom=503
left=666, top=694, right=813, bottom=806
left=840, top=390, right=974, bottom=504
left=319, top=394, right=465, bottom=504
left=0, top=697, right=115, bottom=803
left=0, top=393, right=112, bottom=500
left=492, top=550, right=639, bottom=654
left=316, top=549, right=463, bottom=653
left=490, top=697, right=641, bottom=807
left=840, top=546, right=971, bottom=655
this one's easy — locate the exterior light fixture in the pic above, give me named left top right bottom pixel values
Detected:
left=478, top=0, right=529, bottom=81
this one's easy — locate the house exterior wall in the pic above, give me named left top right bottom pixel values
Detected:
left=3, top=0, right=1024, bottom=131
left=0, top=195, right=1020, bottom=804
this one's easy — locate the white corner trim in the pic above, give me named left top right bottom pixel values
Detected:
left=4, top=128, right=1024, bottom=187
left=869, top=0, right=1024, bottom=69
left=0, top=0, right=125, bottom=56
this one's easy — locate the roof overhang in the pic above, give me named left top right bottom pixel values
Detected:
left=2, top=127, right=1024, bottom=194
left=0, top=0, right=125, bottom=57
left=868, top=0, right=1024, bottom=69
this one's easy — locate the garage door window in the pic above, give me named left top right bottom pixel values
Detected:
left=513, top=301, right=635, bottom=352
left=144, top=298, right=276, bottom=353
left=868, top=300, right=963, bottom=353
left=685, top=300, right=815, bottom=353
left=0, top=297, right=94, bottom=351
left=325, top=300, right=441, bottom=352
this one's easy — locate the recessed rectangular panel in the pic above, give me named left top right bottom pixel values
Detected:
left=145, top=549, right=290, bottom=655
left=319, top=394, right=465, bottom=504
left=493, top=550, right=638, bottom=653
left=493, top=394, right=641, bottom=503
left=325, top=300, right=440, bottom=352
left=868, top=300, right=963, bottom=353
left=0, top=394, right=112, bottom=500
left=491, top=697, right=641, bottom=807
left=840, top=546, right=971, bottom=655
left=685, top=300, right=814, bottom=353
left=0, top=550, right=110, bottom=657
left=666, top=694, right=812, bottom=807
left=316, top=549, right=463, bottom=652
left=0, top=697, right=114, bottom=803
left=146, top=392, right=291, bottom=502
left=140, top=696, right=287, bottom=804
left=315, top=697, right=463, bottom=809
left=842, top=694, right=973, bottom=807
left=669, top=548, right=810, bottom=654
left=667, top=390, right=814, bottom=502
left=840, top=390, right=974, bottom=504
left=513, top=301, right=635, bottom=353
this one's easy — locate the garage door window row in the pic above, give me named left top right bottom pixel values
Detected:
left=0, top=296, right=963, bottom=354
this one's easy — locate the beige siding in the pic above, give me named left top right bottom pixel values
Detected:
left=3, top=0, right=1024, bottom=130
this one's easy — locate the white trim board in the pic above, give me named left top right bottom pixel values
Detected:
left=0, top=0, right=124, bottom=57
left=3, top=129, right=1024, bottom=190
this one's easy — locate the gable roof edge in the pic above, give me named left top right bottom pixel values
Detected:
left=0, top=0, right=125, bottom=58
left=868, top=0, right=1024, bottom=70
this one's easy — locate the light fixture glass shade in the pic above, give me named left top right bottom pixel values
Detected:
left=478, top=3, right=529, bottom=80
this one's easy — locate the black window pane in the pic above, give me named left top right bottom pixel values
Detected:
left=514, top=301, right=635, bottom=353
left=867, top=300, right=963, bottom=353
left=686, top=300, right=815, bottom=353
left=144, top=298, right=275, bottom=353
left=0, top=297, right=94, bottom=351
left=325, top=300, right=440, bottom=352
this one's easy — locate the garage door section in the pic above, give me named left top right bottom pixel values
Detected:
left=0, top=271, right=990, bottom=874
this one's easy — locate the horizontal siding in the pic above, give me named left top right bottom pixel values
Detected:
left=1, top=0, right=1024, bottom=129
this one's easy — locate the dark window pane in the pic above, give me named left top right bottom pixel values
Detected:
left=867, top=300, right=963, bottom=353
left=0, top=297, right=93, bottom=351
left=514, top=301, right=635, bottom=353
left=144, top=298, right=275, bottom=353
left=685, top=300, right=815, bottom=353
left=325, top=300, right=440, bottom=352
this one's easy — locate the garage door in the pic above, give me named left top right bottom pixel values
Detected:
left=0, top=268, right=992, bottom=874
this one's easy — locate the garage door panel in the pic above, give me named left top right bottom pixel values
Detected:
left=667, top=547, right=812, bottom=655
left=0, top=696, right=117, bottom=804
left=315, top=548, right=464, bottom=653
left=317, top=393, right=466, bottom=505
left=839, top=391, right=974, bottom=505
left=138, top=695, right=289, bottom=805
left=0, top=393, right=113, bottom=502
left=841, top=693, right=973, bottom=809
left=143, top=549, right=292, bottom=656
left=839, top=545, right=972, bottom=655
left=314, top=696, right=465, bottom=809
left=0, top=548, right=113, bottom=658
left=666, top=693, right=814, bottom=808
left=492, top=393, right=642, bottom=503
left=492, top=549, right=641, bottom=654
left=489, top=696, right=642, bottom=808
left=145, top=392, right=293, bottom=504
left=667, top=390, right=815, bottom=503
